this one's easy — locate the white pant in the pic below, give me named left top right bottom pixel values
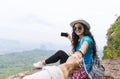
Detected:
left=22, top=66, right=64, bottom=79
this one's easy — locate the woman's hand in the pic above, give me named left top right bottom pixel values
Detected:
left=67, top=33, right=72, bottom=43
left=58, top=53, right=82, bottom=79
left=66, top=51, right=83, bottom=74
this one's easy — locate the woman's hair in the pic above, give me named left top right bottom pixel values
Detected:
left=72, top=23, right=97, bottom=57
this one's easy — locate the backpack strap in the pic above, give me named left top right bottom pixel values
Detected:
left=82, top=58, right=92, bottom=79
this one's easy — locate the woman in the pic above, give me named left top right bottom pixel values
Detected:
left=33, top=19, right=97, bottom=79
left=70, top=20, right=97, bottom=79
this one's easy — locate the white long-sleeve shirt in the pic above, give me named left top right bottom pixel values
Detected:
left=23, top=66, right=64, bottom=79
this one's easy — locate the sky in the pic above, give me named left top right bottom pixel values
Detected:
left=0, top=0, right=120, bottom=50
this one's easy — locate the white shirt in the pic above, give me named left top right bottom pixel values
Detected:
left=23, top=66, right=64, bottom=79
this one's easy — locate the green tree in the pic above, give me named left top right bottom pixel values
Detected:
left=103, top=16, right=120, bottom=59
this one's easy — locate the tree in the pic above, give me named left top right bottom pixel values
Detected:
left=103, top=16, right=120, bottom=59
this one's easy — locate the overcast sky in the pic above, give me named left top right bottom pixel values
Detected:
left=0, top=0, right=120, bottom=50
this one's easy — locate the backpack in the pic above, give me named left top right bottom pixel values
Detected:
left=83, top=55, right=105, bottom=79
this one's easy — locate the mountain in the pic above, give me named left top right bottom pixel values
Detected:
left=0, top=49, right=56, bottom=79
left=0, top=39, right=71, bottom=55
left=0, top=39, right=40, bottom=55
left=103, top=16, right=120, bottom=59
left=97, top=50, right=104, bottom=60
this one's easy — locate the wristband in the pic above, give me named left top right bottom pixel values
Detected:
left=78, top=50, right=84, bottom=57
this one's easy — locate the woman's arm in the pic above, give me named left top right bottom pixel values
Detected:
left=80, top=41, right=89, bottom=54
left=55, top=42, right=89, bottom=79
left=67, top=33, right=73, bottom=44
left=75, top=41, right=89, bottom=57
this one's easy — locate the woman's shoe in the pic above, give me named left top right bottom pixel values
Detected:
left=33, top=61, right=44, bottom=68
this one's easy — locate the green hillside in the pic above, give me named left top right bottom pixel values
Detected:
left=0, top=49, right=56, bottom=79
left=103, top=16, right=120, bottom=59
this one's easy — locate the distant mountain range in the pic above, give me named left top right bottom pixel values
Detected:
left=0, top=39, right=104, bottom=59
left=0, top=49, right=56, bottom=79
left=0, top=39, right=39, bottom=54
left=0, top=39, right=71, bottom=55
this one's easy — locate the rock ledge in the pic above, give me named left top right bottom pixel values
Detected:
left=7, top=59, right=120, bottom=79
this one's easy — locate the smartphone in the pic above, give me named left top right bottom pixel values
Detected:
left=61, top=32, right=68, bottom=37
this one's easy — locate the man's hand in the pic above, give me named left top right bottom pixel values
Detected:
left=66, top=53, right=82, bottom=71
left=58, top=53, right=82, bottom=79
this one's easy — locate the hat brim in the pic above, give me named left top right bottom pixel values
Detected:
left=70, top=20, right=90, bottom=30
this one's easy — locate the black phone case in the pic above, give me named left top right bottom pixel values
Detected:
left=61, top=32, right=68, bottom=37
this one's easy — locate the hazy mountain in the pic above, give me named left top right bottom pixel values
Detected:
left=97, top=50, right=104, bottom=60
left=0, top=39, right=71, bottom=55
left=0, top=39, right=45, bottom=55
left=0, top=39, right=103, bottom=56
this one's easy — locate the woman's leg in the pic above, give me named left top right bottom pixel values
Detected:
left=33, top=50, right=69, bottom=68
left=45, top=50, right=69, bottom=64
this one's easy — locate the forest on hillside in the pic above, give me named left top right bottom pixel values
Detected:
left=0, top=49, right=55, bottom=79
left=103, top=16, right=120, bottom=59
